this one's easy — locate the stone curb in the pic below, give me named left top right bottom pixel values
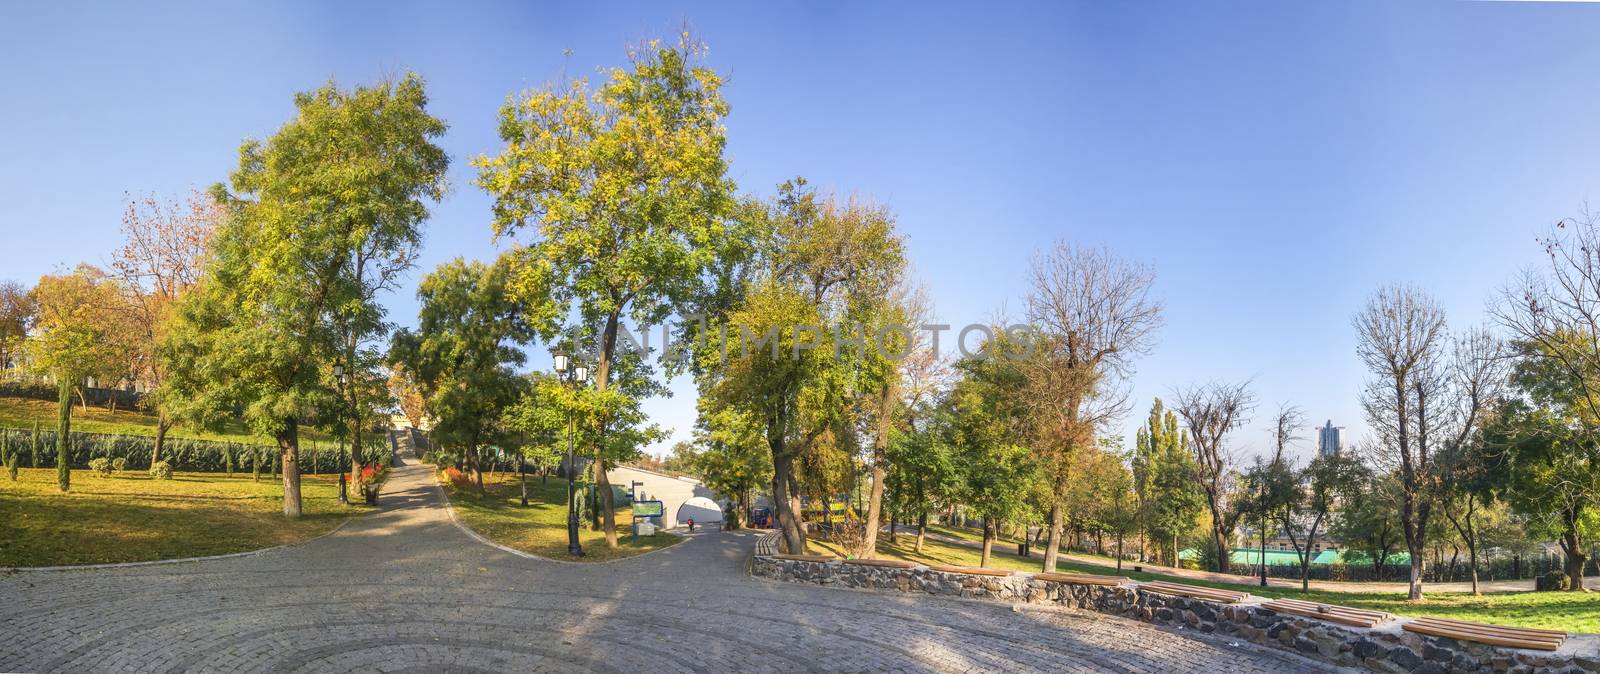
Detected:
left=0, top=515, right=356, bottom=573
left=750, top=553, right=1600, bottom=674
left=432, top=467, right=684, bottom=566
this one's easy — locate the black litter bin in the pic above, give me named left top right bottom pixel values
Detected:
left=1018, top=542, right=1029, bottom=557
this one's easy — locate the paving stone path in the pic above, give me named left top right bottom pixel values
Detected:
left=0, top=457, right=1344, bottom=673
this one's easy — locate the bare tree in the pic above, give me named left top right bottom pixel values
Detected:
left=1024, top=242, right=1163, bottom=573
left=1269, top=403, right=1306, bottom=465
left=1174, top=380, right=1256, bottom=572
left=112, top=191, right=220, bottom=463
left=1356, top=285, right=1503, bottom=600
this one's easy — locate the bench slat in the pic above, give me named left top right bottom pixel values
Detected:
left=927, top=564, right=1012, bottom=577
left=842, top=558, right=919, bottom=569
left=1403, top=622, right=1562, bottom=652
left=1260, top=600, right=1391, bottom=628
left=1410, top=616, right=1566, bottom=639
left=773, top=553, right=838, bottom=563
left=1264, top=598, right=1391, bottom=619
left=1140, top=581, right=1250, bottom=603
left=1034, top=572, right=1128, bottom=586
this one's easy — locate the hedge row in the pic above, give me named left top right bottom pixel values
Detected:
left=0, top=427, right=390, bottom=474
left=0, top=381, right=143, bottom=410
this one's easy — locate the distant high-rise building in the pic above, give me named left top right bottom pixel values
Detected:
left=1317, top=420, right=1345, bottom=457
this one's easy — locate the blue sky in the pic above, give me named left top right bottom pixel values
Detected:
left=4, top=1, right=1600, bottom=461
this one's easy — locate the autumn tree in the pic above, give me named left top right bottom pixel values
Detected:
left=1174, top=380, right=1255, bottom=573
left=477, top=36, right=739, bottom=548
left=111, top=190, right=220, bottom=463
left=30, top=266, right=129, bottom=490
left=163, top=74, right=448, bottom=517
left=1024, top=242, right=1162, bottom=572
left=0, top=280, right=35, bottom=375
left=387, top=363, right=428, bottom=430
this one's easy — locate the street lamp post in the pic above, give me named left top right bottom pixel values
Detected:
left=554, top=348, right=587, bottom=557
left=334, top=363, right=349, bottom=505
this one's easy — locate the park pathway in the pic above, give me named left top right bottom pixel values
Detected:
left=0, top=457, right=1344, bottom=673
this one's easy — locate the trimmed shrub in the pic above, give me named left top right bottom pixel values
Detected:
left=149, top=460, right=173, bottom=480
left=111, top=457, right=127, bottom=472
left=1537, top=570, right=1570, bottom=592
left=89, top=457, right=113, bottom=476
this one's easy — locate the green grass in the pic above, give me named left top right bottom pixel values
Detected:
left=442, top=469, right=681, bottom=562
left=811, top=531, right=1600, bottom=633
left=0, top=395, right=331, bottom=444
left=0, top=466, right=358, bottom=566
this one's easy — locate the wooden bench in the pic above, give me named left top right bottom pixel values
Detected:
left=1260, top=598, right=1392, bottom=628
left=1139, top=581, right=1251, bottom=604
left=842, top=558, right=919, bottom=569
left=926, top=564, right=1012, bottom=577
left=773, top=553, right=838, bottom=563
left=1034, top=572, right=1129, bottom=587
left=1402, top=616, right=1567, bottom=652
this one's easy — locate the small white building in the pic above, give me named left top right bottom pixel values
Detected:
left=606, top=464, right=723, bottom=530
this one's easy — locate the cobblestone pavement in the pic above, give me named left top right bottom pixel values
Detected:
left=0, top=457, right=1344, bottom=673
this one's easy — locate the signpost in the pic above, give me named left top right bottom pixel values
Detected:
left=632, top=500, right=664, bottom=544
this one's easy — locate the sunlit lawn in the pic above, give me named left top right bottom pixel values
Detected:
left=810, top=529, right=1600, bottom=632
left=442, top=470, right=680, bottom=563
left=0, top=467, right=357, bottom=566
left=0, top=395, right=332, bottom=444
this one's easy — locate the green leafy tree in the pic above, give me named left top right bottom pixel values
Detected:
left=1332, top=470, right=1405, bottom=581
left=163, top=74, right=447, bottom=517
left=948, top=329, right=1039, bottom=567
left=689, top=406, right=772, bottom=529
left=1132, top=398, right=1201, bottom=565
left=477, top=35, right=739, bottom=548
left=391, top=259, right=531, bottom=493
left=1485, top=343, right=1600, bottom=591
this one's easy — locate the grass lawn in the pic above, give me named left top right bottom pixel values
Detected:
left=809, top=531, right=1600, bottom=633
left=0, top=467, right=358, bottom=567
left=442, top=469, right=680, bottom=563
left=0, top=395, right=331, bottom=444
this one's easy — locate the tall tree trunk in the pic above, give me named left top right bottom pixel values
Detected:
left=980, top=516, right=994, bottom=568
left=915, top=511, right=927, bottom=554
left=1116, top=531, right=1124, bottom=571
left=1042, top=502, right=1062, bottom=572
left=1561, top=511, right=1588, bottom=592
left=592, top=311, right=622, bottom=548
left=278, top=419, right=302, bottom=518
left=519, top=452, right=528, bottom=507
left=153, top=416, right=173, bottom=466
left=770, top=444, right=806, bottom=554
left=861, top=385, right=893, bottom=559
left=861, top=461, right=886, bottom=559
left=56, top=376, right=71, bottom=492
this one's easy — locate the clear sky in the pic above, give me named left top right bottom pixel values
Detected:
left=5, top=1, right=1600, bottom=462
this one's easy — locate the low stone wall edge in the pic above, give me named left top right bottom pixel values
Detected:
left=749, top=554, right=1598, bottom=674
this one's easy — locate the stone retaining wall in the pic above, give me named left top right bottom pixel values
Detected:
left=751, top=555, right=1599, bottom=674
